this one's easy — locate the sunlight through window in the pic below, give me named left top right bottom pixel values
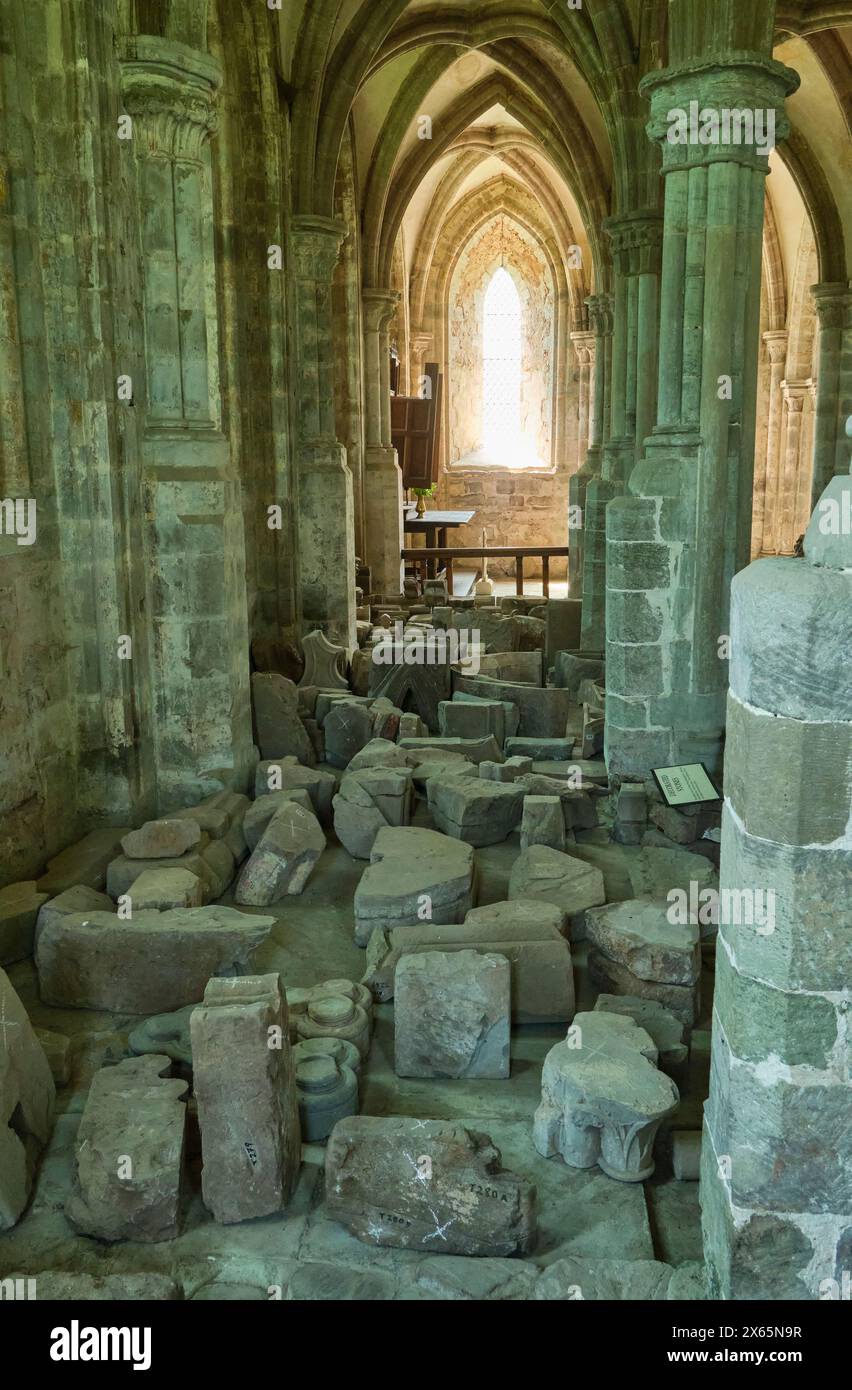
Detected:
left=482, top=267, right=523, bottom=464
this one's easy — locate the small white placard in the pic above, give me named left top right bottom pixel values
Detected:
left=652, top=763, right=719, bottom=806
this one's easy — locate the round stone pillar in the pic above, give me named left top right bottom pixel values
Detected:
left=702, top=447, right=852, bottom=1300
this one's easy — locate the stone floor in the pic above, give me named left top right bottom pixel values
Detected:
left=1, top=792, right=711, bottom=1300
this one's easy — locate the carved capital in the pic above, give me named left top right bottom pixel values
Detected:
left=570, top=330, right=596, bottom=367
left=763, top=329, right=789, bottom=366
left=782, top=380, right=808, bottom=412
left=362, top=289, right=400, bottom=335
left=120, top=36, right=221, bottom=161
left=586, top=293, right=614, bottom=337
left=291, top=215, right=346, bottom=282
left=812, top=282, right=852, bottom=331
left=641, top=54, right=800, bottom=175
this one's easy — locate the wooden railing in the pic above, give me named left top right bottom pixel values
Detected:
left=400, top=545, right=570, bottom=598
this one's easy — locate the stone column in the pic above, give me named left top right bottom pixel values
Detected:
left=121, top=35, right=254, bottom=810
left=291, top=215, right=357, bottom=646
left=702, top=454, right=852, bottom=1300
left=566, top=331, right=595, bottom=594
left=753, top=329, right=788, bottom=555
left=810, top=283, right=852, bottom=504
left=570, top=331, right=595, bottom=470
left=581, top=214, right=663, bottom=652
left=778, top=381, right=808, bottom=554
left=574, top=292, right=612, bottom=622
left=605, top=51, right=799, bottom=779
left=362, top=289, right=404, bottom=599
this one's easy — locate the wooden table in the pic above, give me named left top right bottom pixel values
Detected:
left=403, top=509, right=474, bottom=579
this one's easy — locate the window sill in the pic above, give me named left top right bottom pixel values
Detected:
left=447, top=454, right=556, bottom=478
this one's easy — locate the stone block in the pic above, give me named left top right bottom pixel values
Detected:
left=129, top=1006, right=195, bottom=1067
left=552, top=651, right=605, bottom=698
left=324, top=1117, right=536, bottom=1256
left=593, top=995, right=688, bottom=1082
left=725, top=691, right=851, bottom=846
left=234, top=802, right=326, bottom=903
left=66, top=1056, right=187, bottom=1243
left=613, top=782, right=647, bottom=845
left=438, top=699, right=507, bottom=744
left=508, top=845, right=605, bottom=937
left=516, top=775, right=598, bottom=829
left=255, top=756, right=336, bottom=824
left=34, top=885, right=114, bottom=952
left=244, top=789, right=312, bottom=850
left=399, top=734, right=502, bottom=765
left=0, top=881, right=49, bottom=964
left=588, top=951, right=700, bottom=1028
left=585, top=898, right=700, bottom=986
left=200, top=838, right=236, bottom=897
left=534, top=1012, right=679, bottom=1182
left=324, top=701, right=374, bottom=768
left=520, top=796, right=565, bottom=852
left=505, top=736, right=576, bottom=762
left=36, top=906, right=275, bottom=1013
left=172, top=803, right=230, bottom=839
left=545, top=598, right=583, bottom=668
left=729, top=558, right=852, bottom=722
left=348, top=737, right=413, bottom=771
left=427, top=774, right=524, bottom=847
left=363, top=907, right=574, bottom=1024
left=37, top=829, right=132, bottom=897
left=106, top=848, right=215, bottom=904
left=0, top=968, right=55, bottom=1229
left=251, top=671, right=316, bottom=764
left=398, top=712, right=426, bottom=738
left=333, top=766, right=414, bottom=859
left=394, top=950, right=510, bottom=1079
left=128, top=867, right=203, bottom=911
left=353, top=826, right=475, bottom=947
left=121, top=819, right=201, bottom=860
left=191, top=974, right=301, bottom=1223
left=452, top=674, right=579, bottom=739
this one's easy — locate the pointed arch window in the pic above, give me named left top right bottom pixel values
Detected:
left=482, top=266, right=523, bottom=462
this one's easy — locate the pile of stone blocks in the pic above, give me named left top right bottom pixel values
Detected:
left=394, top=950, right=511, bottom=1079
left=534, top=1012, right=679, bottom=1182
left=0, top=968, right=55, bottom=1229
left=585, top=897, right=701, bottom=1027
left=325, top=1117, right=536, bottom=1256
left=36, top=906, right=275, bottom=1013
left=427, top=772, right=525, bottom=846
left=353, top=826, right=476, bottom=947
left=333, top=765, right=414, bottom=859
left=191, top=974, right=301, bottom=1224
left=106, top=795, right=249, bottom=905
left=66, top=1055, right=188, bottom=1242
left=363, top=899, right=574, bottom=1024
